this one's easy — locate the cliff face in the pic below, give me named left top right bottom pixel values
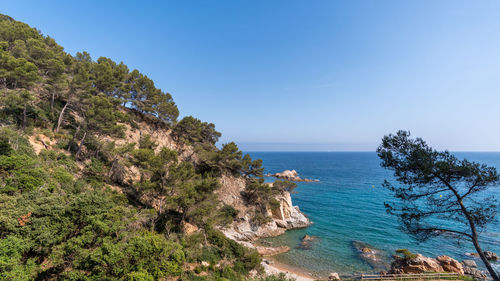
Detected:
left=27, top=117, right=310, bottom=241
left=217, top=174, right=310, bottom=241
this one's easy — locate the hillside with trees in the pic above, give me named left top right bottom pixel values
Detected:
left=0, top=14, right=293, bottom=281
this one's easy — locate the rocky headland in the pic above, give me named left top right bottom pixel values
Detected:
left=217, top=174, right=311, bottom=243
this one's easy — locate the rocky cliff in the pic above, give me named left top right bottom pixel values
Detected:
left=217, top=174, right=311, bottom=242
left=28, top=116, right=310, bottom=243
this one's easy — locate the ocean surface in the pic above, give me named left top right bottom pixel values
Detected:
left=247, top=152, right=500, bottom=277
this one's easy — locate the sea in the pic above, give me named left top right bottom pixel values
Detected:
left=247, top=152, right=500, bottom=277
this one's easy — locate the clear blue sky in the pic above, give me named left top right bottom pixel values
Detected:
left=3, top=1, right=500, bottom=151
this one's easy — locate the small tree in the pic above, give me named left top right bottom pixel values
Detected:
left=377, top=130, right=499, bottom=280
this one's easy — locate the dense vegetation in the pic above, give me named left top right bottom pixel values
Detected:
left=0, top=14, right=289, bottom=280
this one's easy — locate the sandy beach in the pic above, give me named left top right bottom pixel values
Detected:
left=262, top=258, right=320, bottom=281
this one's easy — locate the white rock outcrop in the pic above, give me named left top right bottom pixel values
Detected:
left=217, top=174, right=311, bottom=242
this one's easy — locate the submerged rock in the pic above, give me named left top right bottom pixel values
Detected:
left=298, top=235, right=319, bottom=250
left=351, top=241, right=390, bottom=272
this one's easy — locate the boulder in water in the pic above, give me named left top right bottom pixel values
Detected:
left=484, top=251, right=499, bottom=261
left=267, top=170, right=319, bottom=182
left=351, top=241, right=390, bottom=272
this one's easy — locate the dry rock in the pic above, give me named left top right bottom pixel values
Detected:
left=328, top=272, right=340, bottom=280
left=257, top=246, right=290, bottom=256
left=461, top=260, right=477, bottom=268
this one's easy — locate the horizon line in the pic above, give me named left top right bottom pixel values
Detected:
left=242, top=150, right=500, bottom=153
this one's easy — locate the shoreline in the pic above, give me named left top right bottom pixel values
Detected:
left=263, top=258, right=320, bottom=281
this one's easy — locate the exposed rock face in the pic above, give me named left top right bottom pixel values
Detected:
left=352, top=241, right=390, bottom=272
left=105, top=120, right=196, bottom=186
left=218, top=174, right=311, bottom=241
left=273, top=191, right=311, bottom=229
left=436, top=256, right=464, bottom=275
left=267, top=170, right=319, bottom=182
left=182, top=221, right=199, bottom=235
left=390, top=254, right=443, bottom=274
left=257, top=246, right=290, bottom=256
left=390, top=254, right=466, bottom=275
left=87, top=114, right=311, bottom=249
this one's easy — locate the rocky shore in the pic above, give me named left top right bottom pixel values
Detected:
left=217, top=171, right=497, bottom=281
left=387, top=253, right=490, bottom=279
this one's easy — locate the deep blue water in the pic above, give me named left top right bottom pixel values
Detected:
left=248, top=152, right=500, bottom=277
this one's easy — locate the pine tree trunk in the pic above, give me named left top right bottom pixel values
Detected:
left=473, top=235, right=499, bottom=280
left=75, top=131, right=86, bottom=159
left=67, top=123, right=81, bottom=151
left=457, top=197, right=500, bottom=281
left=50, top=91, right=55, bottom=113
left=22, top=104, right=27, bottom=129
left=55, top=102, right=68, bottom=133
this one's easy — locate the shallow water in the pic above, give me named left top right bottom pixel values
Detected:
left=248, top=152, right=500, bottom=277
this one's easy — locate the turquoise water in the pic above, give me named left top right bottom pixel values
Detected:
left=248, top=152, right=500, bottom=277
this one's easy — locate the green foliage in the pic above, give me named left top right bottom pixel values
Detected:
left=0, top=49, right=39, bottom=88
left=174, top=116, right=221, bottom=145
left=0, top=235, right=36, bottom=280
left=218, top=204, right=239, bottom=226
left=272, top=180, right=297, bottom=193
left=0, top=148, right=47, bottom=193
left=197, top=142, right=264, bottom=179
left=205, top=227, right=262, bottom=274
left=0, top=14, right=268, bottom=281
left=395, top=248, right=417, bottom=260
left=0, top=89, right=38, bottom=128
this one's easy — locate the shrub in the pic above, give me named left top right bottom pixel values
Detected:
left=395, top=248, right=417, bottom=259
